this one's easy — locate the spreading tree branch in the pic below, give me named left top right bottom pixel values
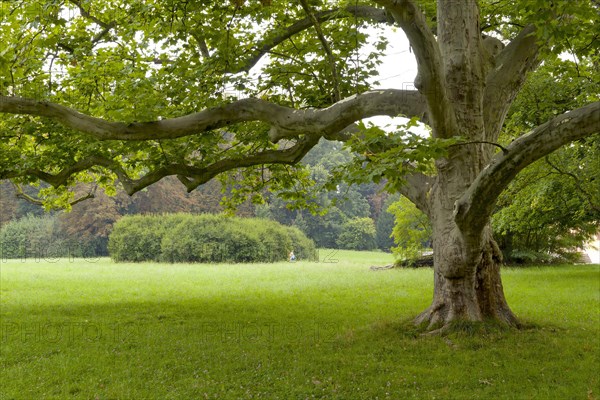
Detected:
left=454, top=102, right=600, bottom=234
left=1, top=137, right=320, bottom=196
left=11, top=182, right=97, bottom=207
left=178, top=136, right=320, bottom=192
left=0, top=89, right=426, bottom=142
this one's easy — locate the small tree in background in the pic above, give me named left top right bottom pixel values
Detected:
left=337, top=217, right=377, bottom=251
left=0, top=214, right=65, bottom=259
left=388, top=196, right=431, bottom=262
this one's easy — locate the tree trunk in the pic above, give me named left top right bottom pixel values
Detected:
left=415, top=223, right=520, bottom=330
left=415, top=237, right=520, bottom=330
left=415, top=143, right=521, bottom=331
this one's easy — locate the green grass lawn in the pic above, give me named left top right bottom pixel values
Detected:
left=1, top=250, right=599, bottom=399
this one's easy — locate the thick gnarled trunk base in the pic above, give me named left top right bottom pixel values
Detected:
left=415, top=239, right=520, bottom=331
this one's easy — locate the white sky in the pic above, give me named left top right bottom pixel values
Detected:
left=363, top=27, right=419, bottom=130
left=370, top=28, right=418, bottom=91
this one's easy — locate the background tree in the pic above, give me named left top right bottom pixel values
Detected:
left=1, top=0, right=599, bottom=330
left=492, top=58, right=600, bottom=262
left=375, top=193, right=397, bottom=251
left=0, top=183, right=19, bottom=226
left=337, top=217, right=377, bottom=250
left=388, top=195, right=431, bottom=262
left=0, top=214, right=64, bottom=259
left=257, top=139, right=379, bottom=248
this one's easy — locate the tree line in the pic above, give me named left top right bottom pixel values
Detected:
left=2, top=123, right=597, bottom=263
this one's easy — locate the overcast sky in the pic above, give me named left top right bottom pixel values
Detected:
left=371, top=27, right=417, bottom=91
left=364, top=27, right=419, bottom=130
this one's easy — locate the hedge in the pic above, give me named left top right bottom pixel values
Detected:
left=107, top=213, right=189, bottom=262
left=0, top=214, right=63, bottom=259
left=108, top=214, right=316, bottom=263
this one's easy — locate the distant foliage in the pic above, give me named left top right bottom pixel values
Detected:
left=0, top=214, right=62, bottom=259
left=296, top=207, right=348, bottom=249
left=109, top=214, right=316, bottom=263
left=1, top=178, right=254, bottom=258
left=336, top=217, right=377, bottom=251
left=0, top=214, right=99, bottom=259
left=258, top=139, right=385, bottom=249
left=375, top=194, right=398, bottom=252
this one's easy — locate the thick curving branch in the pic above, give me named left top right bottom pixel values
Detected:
left=374, top=0, right=455, bottom=138
left=227, top=5, right=392, bottom=74
left=1, top=156, right=152, bottom=195
left=398, top=169, right=434, bottom=215
left=0, top=89, right=426, bottom=142
left=178, top=136, right=320, bottom=192
left=1, top=137, right=320, bottom=196
left=0, top=95, right=286, bottom=141
left=454, top=102, right=600, bottom=234
left=484, top=25, right=540, bottom=142
left=267, top=89, right=426, bottom=142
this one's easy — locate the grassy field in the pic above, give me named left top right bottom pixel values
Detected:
left=1, top=250, right=599, bottom=399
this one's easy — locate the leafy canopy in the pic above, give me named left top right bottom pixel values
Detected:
left=0, top=0, right=598, bottom=208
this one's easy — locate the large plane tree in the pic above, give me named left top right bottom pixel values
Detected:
left=1, top=0, right=599, bottom=331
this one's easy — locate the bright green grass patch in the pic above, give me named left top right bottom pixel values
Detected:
left=1, top=252, right=598, bottom=399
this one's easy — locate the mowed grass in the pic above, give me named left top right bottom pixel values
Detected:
left=1, top=250, right=599, bottom=399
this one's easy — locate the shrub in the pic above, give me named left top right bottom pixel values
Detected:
left=336, top=217, right=377, bottom=251
left=161, top=214, right=230, bottom=263
left=285, top=225, right=318, bottom=261
left=0, top=214, right=67, bottom=259
left=505, top=248, right=583, bottom=265
left=108, top=214, right=189, bottom=262
left=247, top=219, right=290, bottom=262
left=109, top=214, right=315, bottom=263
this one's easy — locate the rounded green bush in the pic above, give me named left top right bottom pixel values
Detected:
left=161, top=214, right=230, bottom=263
left=285, top=225, right=318, bottom=261
left=109, top=214, right=315, bottom=263
left=108, top=214, right=189, bottom=262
